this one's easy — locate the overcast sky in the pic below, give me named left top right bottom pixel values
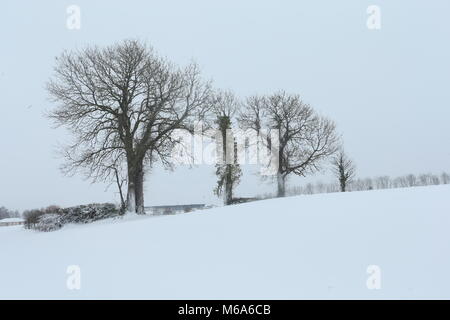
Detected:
left=1, top=0, right=450, bottom=211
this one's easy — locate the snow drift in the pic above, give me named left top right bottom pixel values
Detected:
left=1, top=185, right=450, bottom=299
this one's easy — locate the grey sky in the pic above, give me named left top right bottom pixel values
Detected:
left=1, top=0, right=449, bottom=211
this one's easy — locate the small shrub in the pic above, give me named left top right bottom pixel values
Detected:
left=163, top=207, right=175, bottom=215
left=34, top=214, right=63, bottom=232
left=23, top=209, right=45, bottom=229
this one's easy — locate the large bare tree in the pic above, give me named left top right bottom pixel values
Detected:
left=48, top=40, right=211, bottom=214
left=239, top=91, right=338, bottom=197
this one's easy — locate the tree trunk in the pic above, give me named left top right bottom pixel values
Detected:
left=277, top=172, right=286, bottom=197
left=340, top=180, right=346, bottom=192
left=219, top=117, right=234, bottom=206
left=339, top=169, right=346, bottom=192
left=126, top=181, right=136, bottom=213
left=135, top=164, right=145, bottom=214
left=224, top=164, right=233, bottom=205
left=126, top=160, right=145, bottom=214
left=276, top=131, right=286, bottom=198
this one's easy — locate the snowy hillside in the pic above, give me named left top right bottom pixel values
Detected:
left=1, top=185, right=450, bottom=299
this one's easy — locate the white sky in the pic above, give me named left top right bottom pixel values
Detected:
left=1, top=0, right=450, bottom=211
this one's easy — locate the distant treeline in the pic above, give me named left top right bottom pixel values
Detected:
left=0, top=207, right=21, bottom=220
left=257, top=172, right=450, bottom=199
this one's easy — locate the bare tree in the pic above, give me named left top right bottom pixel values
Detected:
left=239, top=91, right=338, bottom=197
left=326, top=183, right=340, bottom=193
left=431, top=174, right=440, bottom=185
left=349, top=178, right=363, bottom=191
left=375, top=176, right=391, bottom=189
left=304, top=183, right=315, bottom=195
left=331, top=149, right=356, bottom=192
left=210, top=90, right=242, bottom=205
left=48, top=40, right=211, bottom=214
left=405, top=174, right=417, bottom=187
left=418, top=174, right=429, bottom=186
left=441, top=172, right=450, bottom=184
left=315, top=181, right=326, bottom=194
left=101, top=159, right=128, bottom=212
left=363, top=177, right=374, bottom=190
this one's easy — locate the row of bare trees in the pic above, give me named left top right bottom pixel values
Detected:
left=208, top=90, right=341, bottom=203
left=48, top=40, right=342, bottom=212
left=280, top=172, right=450, bottom=197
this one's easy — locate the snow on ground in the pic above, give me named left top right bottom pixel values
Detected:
left=1, top=185, right=450, bottom=299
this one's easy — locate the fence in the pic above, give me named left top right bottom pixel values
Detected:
left=145, top=204, right=206, bottom=215
left=0, top=221, right=24, bottom=227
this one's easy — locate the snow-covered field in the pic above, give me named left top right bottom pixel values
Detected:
left=1, top=185, right=450, bottom=299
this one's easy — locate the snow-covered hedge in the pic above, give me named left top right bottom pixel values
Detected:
left=59, top=203, right=120, bottom=224
left=26, top=203, right=120, bottom=232
left=35, top=214, right=63, bottom=232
